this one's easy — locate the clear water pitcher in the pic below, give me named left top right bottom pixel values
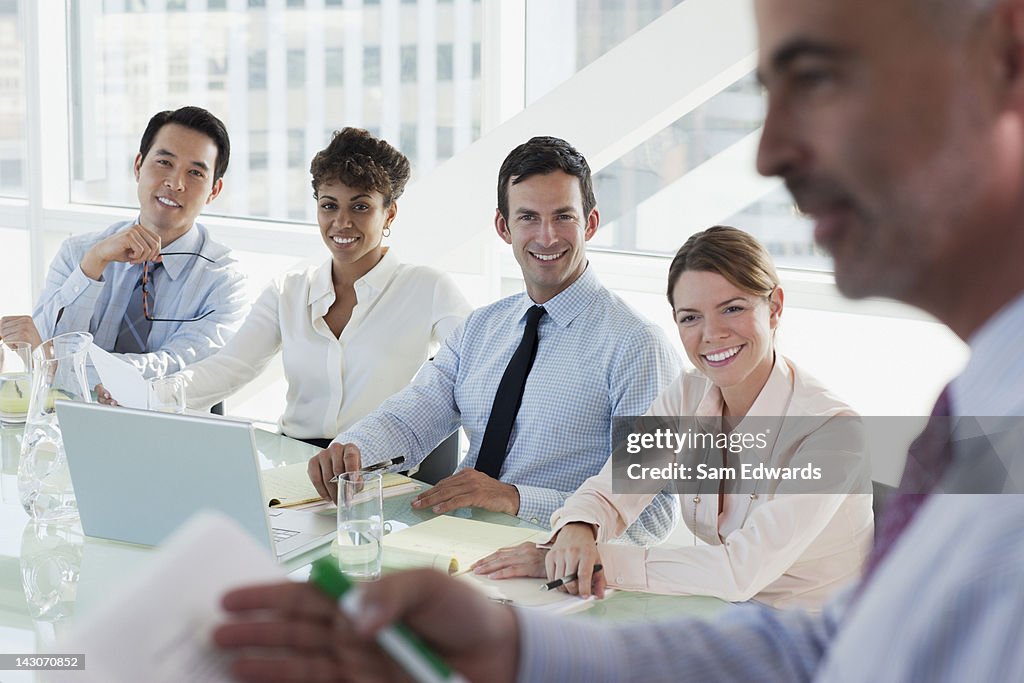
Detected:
left=18, top=332, right=93, bottom=521
left=20, top=520, right=83, bottom=622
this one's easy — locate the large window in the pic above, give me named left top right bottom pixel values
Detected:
left=0, top=0, right=25, bottom=198
left=68, top=0, right=483, bottom=224
left=589, top=72, right=824, bottom=270
left=525, top=0, right=687, bottom=105
left=1, top=0, right=966, bottom=423
left=524, top=1, right=817, bottom=270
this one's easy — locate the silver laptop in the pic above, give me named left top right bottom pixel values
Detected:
left=57, top=401, right=335, bottom=562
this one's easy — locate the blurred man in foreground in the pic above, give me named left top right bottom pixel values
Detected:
left=213, top=0, right=1024, bottom=680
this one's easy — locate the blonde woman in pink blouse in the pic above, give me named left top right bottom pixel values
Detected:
left=473, top=226, right=873, bottom=610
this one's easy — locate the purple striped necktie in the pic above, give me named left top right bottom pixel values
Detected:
left=861, top=386, right=952, bottom=583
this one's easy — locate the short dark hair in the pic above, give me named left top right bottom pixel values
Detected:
left=497, top=136, right=596, bottom=221
left=138, top=106, right=231, bottom=183
left=310, top=127, right=411, bottom=206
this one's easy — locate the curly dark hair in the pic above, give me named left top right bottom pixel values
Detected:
left=310, top=128, right=411, bottom=206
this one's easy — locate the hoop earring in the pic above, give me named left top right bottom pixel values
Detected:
left=382, top=226, right=391, bottom=238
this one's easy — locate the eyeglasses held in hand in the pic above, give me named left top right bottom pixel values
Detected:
left=142, top=252, right=217, bottom=323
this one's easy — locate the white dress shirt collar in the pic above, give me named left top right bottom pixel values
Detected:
left=307, top=248, right=401, bottom=320
left=513, top=263, right=600, bottom=329
left=357, top=246, right=400, bottom=296
left=133, top=216, right=203, bottom=281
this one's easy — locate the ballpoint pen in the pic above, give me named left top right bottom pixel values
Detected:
left=540, top=563, right=603, bottom=592
left=364, top=456, right=405, bottom=473
left=329, top=456, right=406, bottom=482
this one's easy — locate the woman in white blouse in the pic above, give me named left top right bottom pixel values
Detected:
left=473, top=226, right=873, bottom=610
left=177, top=128, right=471, bottom=445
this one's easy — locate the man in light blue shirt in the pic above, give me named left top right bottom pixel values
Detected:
left=0, top=106, right=246, bottom=380
left=308, top=136, right=681, bottom=532
left=215, top=1, right=1024, bottom=680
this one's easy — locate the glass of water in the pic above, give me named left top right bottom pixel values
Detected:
left=335, top=471, right=384, bottom=581
left=148, top=375, right=186, bottom=414
left=0, top=341, right=32, bottom=424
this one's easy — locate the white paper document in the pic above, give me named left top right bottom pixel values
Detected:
left=88, top=343, right=149, bottom=409
left=381, top=516, right=548, bottom=575
left=53, top=511, right=287, bottom=683
left=459, top=573, right=601, bottom=615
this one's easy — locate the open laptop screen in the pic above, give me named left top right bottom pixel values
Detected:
left=58, top=402, right=274, bottom=551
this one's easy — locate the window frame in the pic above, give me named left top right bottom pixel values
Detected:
left=15, top=0, right=920, bottom=330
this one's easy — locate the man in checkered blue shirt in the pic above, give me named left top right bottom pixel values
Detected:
left=307, top=136, right=681, bottom=538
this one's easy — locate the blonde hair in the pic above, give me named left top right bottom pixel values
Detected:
left=667, top=226, right=780, bottom=306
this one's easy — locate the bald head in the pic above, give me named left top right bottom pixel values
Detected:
left=911, top=0, right=999, bottom=37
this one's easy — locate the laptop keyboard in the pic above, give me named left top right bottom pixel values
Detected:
left=272, top=527, right=300, bottom=543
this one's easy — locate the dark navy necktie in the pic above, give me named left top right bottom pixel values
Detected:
left=475, top=306, right=546, bottom=479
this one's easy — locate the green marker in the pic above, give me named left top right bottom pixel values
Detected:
left=310, top=558, right=470, bottom=683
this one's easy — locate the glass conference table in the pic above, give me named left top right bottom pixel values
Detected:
left=0, top=420, right=729, bottom=681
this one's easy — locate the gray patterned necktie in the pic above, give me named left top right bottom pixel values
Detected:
left=114, top=262, right=160, bottom=354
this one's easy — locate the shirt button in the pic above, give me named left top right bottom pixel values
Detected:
left=73, top=286, right=80, bottom=293
left=531, top=517, right=539, bottom=524
left=616, top=576, right=624, bottom=585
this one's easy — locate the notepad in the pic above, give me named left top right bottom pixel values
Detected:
left=380, top=516, right=547, bottom=575
left=260, top=462, right=420, bottom=507
left=458, top=572, right=600, bottom=615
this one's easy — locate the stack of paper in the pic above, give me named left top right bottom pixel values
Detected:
left=381, top=516, right=546, bottom=575
left=378, top=516, right=597, bottom=614
left=458, top=572, right=601, bottom=615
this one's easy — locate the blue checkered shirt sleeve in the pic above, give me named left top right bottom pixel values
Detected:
left=335, top=321, right=466, bottom=468
left=515, top=322, right=682, bottom=537
left=338, top=270, right=681, bottom=532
